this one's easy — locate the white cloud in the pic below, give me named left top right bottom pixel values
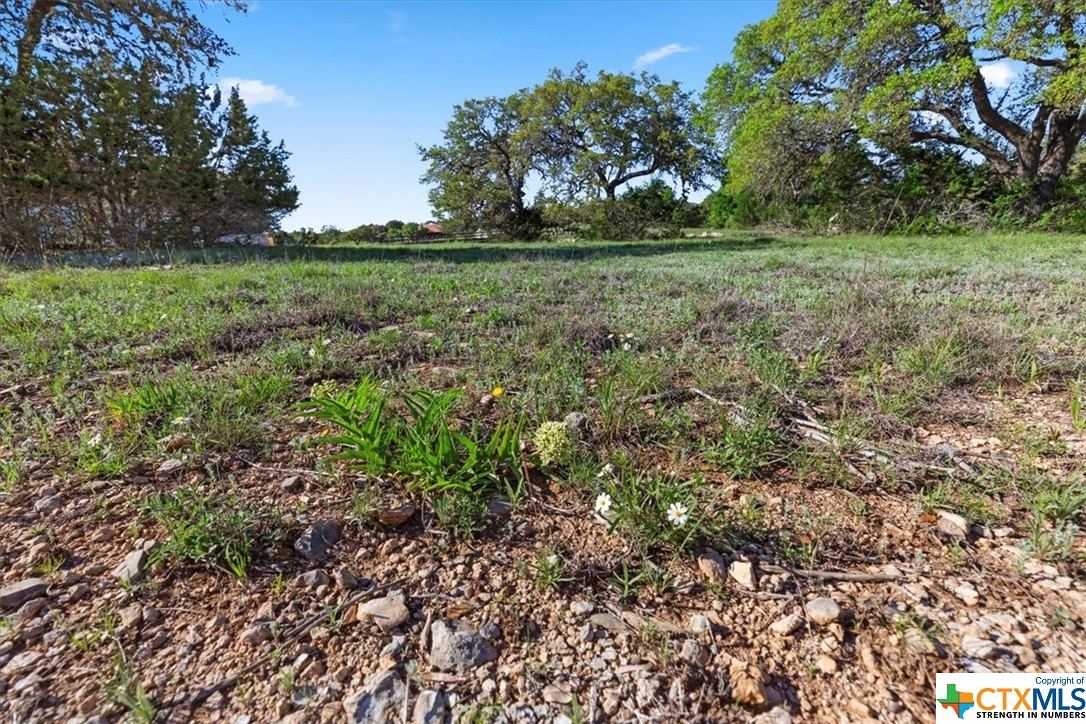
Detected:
left=634, top=43, right=694, bottom=69
left=980, top=61, right=1017, bottom=89
left=218, top=77, right=297, bottom=108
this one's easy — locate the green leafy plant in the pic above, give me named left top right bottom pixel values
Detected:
left=1028, top=479, right=1086, bottom=524
left=607, top=560, right=647, bottom=601
left=600, top=471, right=708, bottom=555
left=297, top=374, right=393, bottom=474
left=104, top=654, right=157, bottom=724
left=301, top=378, right=525, bottom=529
left=532, top=548, right=572, bottom=591
left=396, top=388, right=523, bottom=494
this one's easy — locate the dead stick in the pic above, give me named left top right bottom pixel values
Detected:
left=761, top=564, right=901, bottom=583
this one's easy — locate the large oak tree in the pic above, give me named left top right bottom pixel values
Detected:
left=702, top=0, right=1086, bottom=207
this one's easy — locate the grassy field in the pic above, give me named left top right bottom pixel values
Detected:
left=1, top=233, right=1085, bottom=721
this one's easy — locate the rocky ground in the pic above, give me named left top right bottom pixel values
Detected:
left=2, top=238, right=1086, bottom=722
left=2, top=390, right=1084, bottom=724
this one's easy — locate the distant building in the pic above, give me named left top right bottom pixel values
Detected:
left=421, top=223, right=445, bottom=237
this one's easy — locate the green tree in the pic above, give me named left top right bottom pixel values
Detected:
left=526, top=64, right=719, bottom=202
left=419, top=93, right=543, bottom=239
left=2, top=0, right=246, bottom=85
left=210, top=88, right=299, bottom=235
left=702, top=0, right=1086, bottom=211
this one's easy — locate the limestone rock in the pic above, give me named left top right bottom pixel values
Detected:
left=0, top=579, right=48, bottom=609
left=428, top=619, right=497, bottom=673
left=804, top=597, right=841, bottom=626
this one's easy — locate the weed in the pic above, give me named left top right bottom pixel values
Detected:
left=532, top=548, right=572, bottom=592
left=599, top=471, right=709, bottom=556
left=1011, top=351, right=1042, bottom=388
left=347, top=486, right=381, bottom=528
left=1050, top=608, right=1076, bottom=630
left=1023, top=513, right=1079, bottom=562
left=1071, top=381, right=1086, bottom=431
left=0, top=459, right=20, bottom=492
left=298, top=374, right=393, bottom=474
left=1027, top=479, right=1086, bottom=524
left=607, top=560, right=647, bottom=601
left=36, top=553, right=65, bottom=576
left=277, top=666, right=297, bottom=695
left=323, top=604, right=346, bottom=633
left=431, top=490, right=489, bottom=539
left=303, top=378, right=524, bottom=498
left=533, top=420, right=577, bottom=468
left=104, top=653, right=156, bottom=724
left=138, top=483, right=281, bottom=579
left=704, top=412, right=780, bottom=480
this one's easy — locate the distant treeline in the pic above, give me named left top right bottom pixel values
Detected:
left=422, top=2, right=1086, bottom=238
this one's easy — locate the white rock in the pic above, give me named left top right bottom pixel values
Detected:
left=954, top=582, right=980, bottom=606
left=569, top=600, right=594, bottom=616
left=770, top=612, right=804, bottom=636
left=359, top=594, right=410, bottom=632
left=689, top=614, right=711, bottom=635
left=729, top=560, right=757, bottom=591
left=938, top=511, right=970, bottom=537
left=804, top=598, right=841, bottom=626
left=815, top=654, right=837, bottom=674
left=962, top=634, right=996, bottom=660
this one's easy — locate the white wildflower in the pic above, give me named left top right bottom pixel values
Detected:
left=667, top=502, right=689, bottom=527
left=594, top=493, right=613, bottom=515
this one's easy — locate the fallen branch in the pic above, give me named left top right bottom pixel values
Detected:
left=761, top=564, right=902, bottom=583
left=630, top=386, right=749, bottom=425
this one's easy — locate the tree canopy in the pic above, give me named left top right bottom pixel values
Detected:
left=420, top=64, right=716, bottom=239
left=702, top=0, right=1086, bottom=214
left=0, top=0, right=299, bottom=252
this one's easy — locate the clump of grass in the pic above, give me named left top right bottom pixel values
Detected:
left=703, top=411, right=780, bottom=480
left=530, top=548, right=572, bottom=592
left=104, top=652, right=156, bottom=724
left=137, top=484, right=282, bottom=579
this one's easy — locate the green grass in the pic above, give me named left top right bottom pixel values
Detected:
left=137, top=483, right=284, bottom=579
left=2, top=232, right=1085, bottom=559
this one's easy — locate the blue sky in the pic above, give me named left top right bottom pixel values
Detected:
left=197, top=1, right=778, bottom=231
